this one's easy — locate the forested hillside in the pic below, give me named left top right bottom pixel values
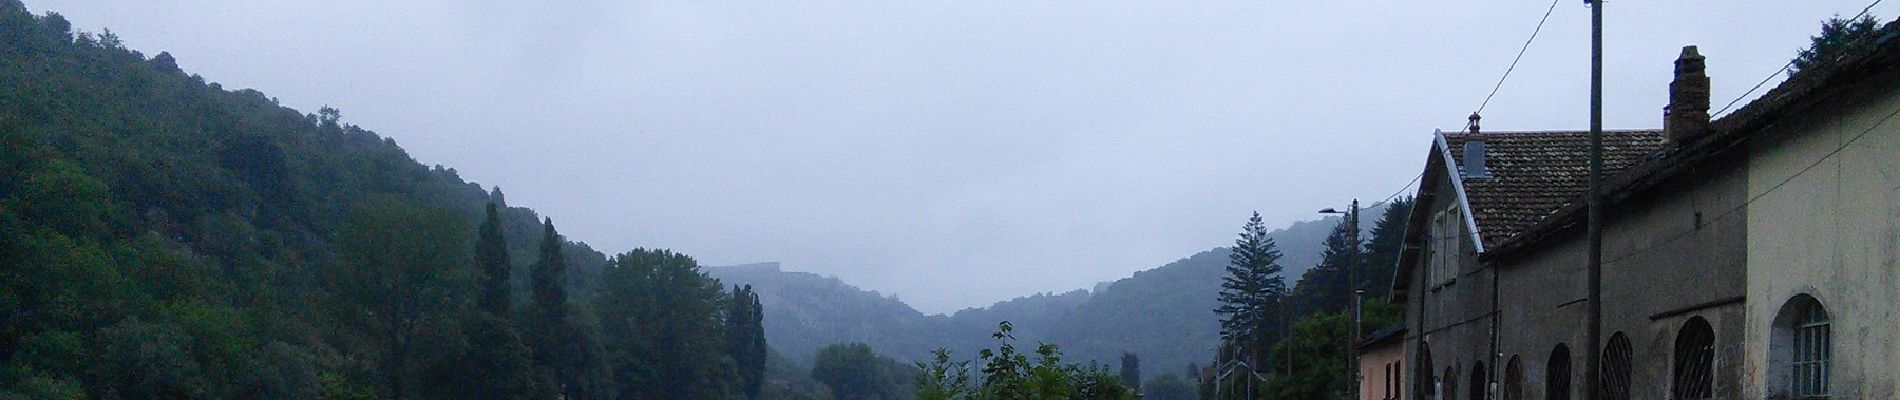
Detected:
left=0, top=3, right=763, bottom=398
left=710, top=202, right=1392, bottom=382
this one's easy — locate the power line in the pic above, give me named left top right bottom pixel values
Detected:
left=1713, top=0, right=1887, bottom=117
left=1475, top=0, right=1564, bottom=115
left=1374, top=171, right=1424, bottom=206
left=1602, top=99, right=1900, bottom=268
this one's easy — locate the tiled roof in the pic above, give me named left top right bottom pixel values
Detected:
left=1484, top=19, right=1900, bottom=257
left=1443, top=130, right=1665, bottom=248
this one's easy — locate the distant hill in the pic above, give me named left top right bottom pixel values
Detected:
left=0, top=4, right=625, bottom=396
left=707, top=202, right=1390, bottom=380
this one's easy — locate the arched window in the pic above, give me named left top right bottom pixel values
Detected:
left=1603, top=332, right=1633, bottom=400
left=1418, top=345, right=1435, bottom=400
left=1771, top=294, right=1831, bottom=399
left=1502, top=356, right=1522, bottom=400
left=1673, top=317, right=1715, bottom=399
left=1547, top=344, right=1571, bottom=400
left=1468, top=361, right=1486, bottom=400
left=1443, top=366, right=1457, bottom=400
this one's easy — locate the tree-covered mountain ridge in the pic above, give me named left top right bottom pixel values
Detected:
left=1, top=2, right=780, bottom=398
left=706, top=201, right=1389, bottom=381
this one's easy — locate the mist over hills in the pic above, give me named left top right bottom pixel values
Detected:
left=707, top=202, right=1388, bottom=380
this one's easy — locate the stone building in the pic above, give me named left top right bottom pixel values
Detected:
left=1389, top=20, right=1900, bottom=400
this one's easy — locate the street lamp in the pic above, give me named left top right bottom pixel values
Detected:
left=1319, top=199, right=1361, bottom=400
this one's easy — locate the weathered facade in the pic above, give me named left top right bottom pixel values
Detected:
left=1735, top=27, right=1900, bottom=399
left=1392, top=20, right=1900, bottom=400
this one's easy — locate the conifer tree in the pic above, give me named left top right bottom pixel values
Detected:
left=1360, top=197, right=1413, bottom=301
left=462, top=202, right=536, bottom=399
left=477, top=203, right=511, bottom=316
left=532, top=218, right=567, bottom=326
left=1213, top=211, right=1286, bottom=397
left=1292, top=217, right=1360, bottom=314
left=528, top=218, right=570, bottom=396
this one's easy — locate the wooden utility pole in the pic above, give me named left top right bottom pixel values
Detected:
left=1347, top=199, right=1361, bottom=400
left=1585, top=0, right=1605, bottom=399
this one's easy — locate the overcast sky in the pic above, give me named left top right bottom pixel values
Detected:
left=33, top=1, right=1894, bottom=313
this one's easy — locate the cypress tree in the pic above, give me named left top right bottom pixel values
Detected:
left=531, top=217, right=567, bottom=325
left=528, top=218, right=569, bottom=396
left=1121, top=352, right=1141, bottom=390
left=476, top=203, right=511, bottom=316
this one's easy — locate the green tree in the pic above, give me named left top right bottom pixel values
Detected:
left=329, top=199, right=470, bottom=400
left=814, top=342, right=906, bottom=400
left=526, top=218, right=582, bottom=397
left=1213, top=212, right=1285, bottom=398
left=477, top=203, right=512, bottom=316
left=728, top=285, right=769, bottom=399
left=914, top=322, right=1133, bottom=400
left=1119, top=352, right=1140, bottom=391
left=1360, top=197, right=1413, bottom=301
left=458, top=314, right=536, bottom=399
left=1261, top=299, right=1402, bottom=400
left=1792, top=14, right=1881, bottom=75
left=1291, top=214, right=1361, bottom=315
left=595, top=249, right=737, bottom=399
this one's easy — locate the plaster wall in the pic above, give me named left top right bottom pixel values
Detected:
left=1363, top=340, right=1406, bottom=400
left=1743, top=70, right=1900, bottom=400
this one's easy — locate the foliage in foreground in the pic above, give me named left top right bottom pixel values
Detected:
left=915, top=322, right=1135, bottom=400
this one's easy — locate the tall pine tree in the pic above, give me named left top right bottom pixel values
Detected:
left=1213, top=211, right=1286, bottom=398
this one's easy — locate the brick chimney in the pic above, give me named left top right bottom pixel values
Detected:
left=1665, top=45, right=1711, bottom=144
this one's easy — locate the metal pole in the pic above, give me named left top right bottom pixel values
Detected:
left=1585, top=1, right=1605, bottom=399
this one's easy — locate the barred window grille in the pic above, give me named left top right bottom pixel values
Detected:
left=1673, top=317, right=1716, bottom=400
left=1602, top=333, right=1633, bottom=400
left=1502, top=356, right=1523, bottom=400
left=1547, top=345, right=1571, bottom=400
left=1792, top=301, right=1830, bottom=399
